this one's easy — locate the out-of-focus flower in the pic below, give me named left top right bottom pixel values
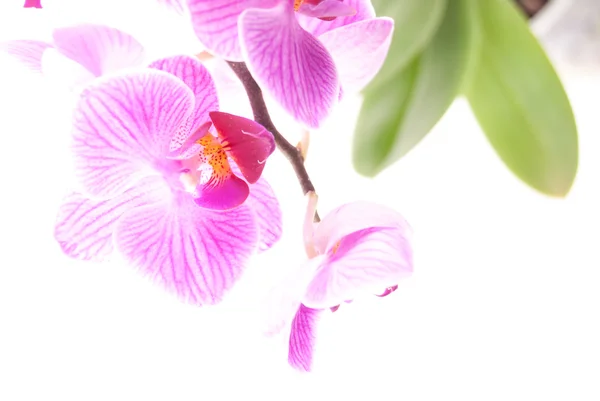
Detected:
left=23, top=0, right=42, bottom=8
left=0, top=24, right=145, bottom=90
left=55, top=55, right=281, bottom=305
left=185, top=0, right=394, bottom=128
left=264, top=193, right=413, bottom=371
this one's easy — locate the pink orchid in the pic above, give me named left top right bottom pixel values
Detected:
left=55, top=55, right=282, bottom=305
left=0, top=24, right=145, bottom=88
left=186, top=0, right=394, bottom=128
left=265, top=194, right=413, bottom=371
left=23, top=0, right=42, bottom=8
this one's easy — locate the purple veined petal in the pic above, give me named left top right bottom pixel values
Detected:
left=319, top=17, right=394, bottom=94
left=209, top=111, right=275, bottom=183
left=262, top=255, right=325, bottom=336
left=297, top=0, right=375, bottom=37
left=239, top=3, right=339, bottom=128
left=0, top=39, right=52, bottom=73
left=52, top=24, right=146, bottom=77
left=149, top=55, right=219, bottom=134
left=72, top=70, right=195, bottom=199
left=113, top=191, right=259, bottom=305
left=246, top=177, right=282, bottom=252
left=167, top=121, right=212, bottom=160
left=288, top=304, right=322, bottom=372
left=297, top=0, right=356, bottom=19
left=194, top=169, right=250, bottom=210
left=54, top=177, right=168, bottom=261
left=303, top=227, right=413, bottom=309
left=313, top=201, right=411, bottom=254
left=186, top=0, right=279, bottom=61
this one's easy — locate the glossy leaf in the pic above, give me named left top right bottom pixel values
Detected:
left=353, top=0, right=478, bottom=176
left=465, top=0, right=578, bottom=196
left=369, top=0, right=448, bottom=86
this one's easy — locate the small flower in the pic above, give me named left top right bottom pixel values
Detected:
left=0, top=24, right=145, bottom=89
left=23, top=0, right=42, bottom=8
left=185, top=0, right=394, bottom=128
left=264, top=193, right=413, bottom=371
left=55, top=55, right=281, bottom=305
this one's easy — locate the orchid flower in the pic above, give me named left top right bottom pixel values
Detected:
left=265, top=193, right=413, bottom=371
left=55, top=55, right=282, bottom=305
left=0, top=24, right=145, bottom=90
left=186, top=0, right=394, bottom=128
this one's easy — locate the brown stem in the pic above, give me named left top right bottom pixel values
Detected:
left=227, top=61, right=320, bottom=221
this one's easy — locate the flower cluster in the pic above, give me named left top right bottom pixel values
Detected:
left=2, top=0, right=413, bottom=372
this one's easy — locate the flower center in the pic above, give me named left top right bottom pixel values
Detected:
left=293, top=0, right=303, bottom=11
left=331, top=239, right=341, bottom=254
left=178, top=132, right=232, bottom=193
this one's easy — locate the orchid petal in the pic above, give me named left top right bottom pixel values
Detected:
left=114, top=192, right=259, bottom=305
left=319, top=17, right=394, bottom=94
left=0, top=39, right=51, bottom=73
left=158, top=0, right=186, bottom=15
left=209, top=111, right=275, bottom=183
left=313, top=201, right=411, bottom=254
left=239, top=3, right=339, bottom=128
left=167, top=121, right=212, bottom=160
left=303, top=227, right=413, bottom=309
left=297, top=0, right=375, bottom=37
left=54, top=177, right=167, bottom=261
left=247, top=178, right=282, bottom=252
left=149, top=55, right=218, bottom=135
left=186, top=0, right=279, bottom=61
left=52, top=24, right=145, bottom=77
left=72, top=70, right=194, bottom=199
left=297, top=0, right=356, bottom=19
left=263, top=255, right=325, bottom=336
left=194, top=170, right=250, bottom=210
left=288, top=305, right=321, bottom=372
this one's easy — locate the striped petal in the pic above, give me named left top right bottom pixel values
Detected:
left=149, top=55, right=218, bottom=135
left=54, top=177, right=168, bottom=261
left=239, top=2, right=338, bottom=128
left=186, top=0, right=279, bottom=61
left=113, top=191, right=259, bottom=305
left=288, top=305, right=321, bottom=372
left=247, top=177, right=282, bottom=252
left=319, top=17, right=394, bottom=94
left=52, top=24, right=145, bottom=77
left=303, top=226, right=413, bottom=309
left=0, top=39, right=51, bottom=73
left=297, top=0, right=374, bottom=37
left=72, top=70, right=194, bottom=199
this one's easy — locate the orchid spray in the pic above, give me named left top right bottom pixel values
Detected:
left=3, top=0, right=414, bottom=372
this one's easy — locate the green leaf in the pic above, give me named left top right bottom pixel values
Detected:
left=353, top=0, right=478, bottom=176
left=369, top=0, right=448, bottom=86
left=465, top=0, right=578, bottom=197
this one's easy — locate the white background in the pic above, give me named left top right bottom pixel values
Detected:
left=0, top=1, right=599, bottom=400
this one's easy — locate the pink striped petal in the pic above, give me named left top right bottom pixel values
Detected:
left=209, top=111, right=275, bottom=183
left=297, top=0, right=374, bottom=37
left=167, top=121, right=212, bottom=160
left=247, top=178, right=282, bottom=252
left=52, top=24, right=145, bottom=77
left=54, top=177, right=168, bottom=261
left=319, top=17, right=394, bottom=94
left=288, top=305, right=321, bottom=372
left=0, top=40, right=52, bottom=73
left=313, top=201, right=411, bottom=254
left=297, top=0, right=356, bottom=19
left=158, top=0, right=186, bottom=14
left=113, top=191, right=259, bottom=305
left=186, top=0, right=279, bottom=61
left=303, top=227, right=413, bottom=309
left=239, top=3, right=339, bottom=128
left=72, top=70, right=194, bottom=199
left=149, top=55, right=218, bottom=134
left=194, top=171, right=250, bottom=210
